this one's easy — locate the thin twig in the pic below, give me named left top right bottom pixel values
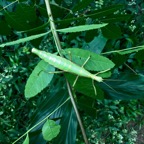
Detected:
left=44, top=0, right=89, bottom=143
left=66, top=80, right=89, bottom=144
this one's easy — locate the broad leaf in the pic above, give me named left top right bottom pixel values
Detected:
left=0, top=31, right=50, bottom=47
left=102, top=24, right=122, bottom=39
left=25, top=60, right=55, bottom=98
left=112, top=54, right=128, bottom=67
left=0, top=20, right=11, bottom=35
left=99, top=73, right=144, bottom=100
left=23, top=134, right=29, bottom=144
left=22, top=22, right=49, bottom=33
left=62, top=48, right=115, bottom=71
left=53, top=101, right=77, bottom=144
left=84, top=34, right=107, bottom=54
left=42, top=119, right=61, bottom=141
left=135, top=50, right=144, bottom=61
left=65, top=73, right=104, bottom=99
left=57, top=24, right=108, bottom=33
left=78, top=96, right=97, bottom=116
left=4, top=3, right=36, bottom=31
left=29, top=82, right=76, bottom=144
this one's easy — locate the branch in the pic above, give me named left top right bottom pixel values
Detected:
left=44, top=0, right=89, bottom=144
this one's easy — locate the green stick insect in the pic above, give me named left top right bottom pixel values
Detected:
left=32, top=48, right=116, bottom=94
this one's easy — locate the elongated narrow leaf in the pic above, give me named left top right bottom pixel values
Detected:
left=57, top=5, right=124, bottom=25
left=57, top=24, right=108, bottom=33
left=23, top=134, right=29, bottom=144
left=42, top=119, right=61, bottom=141
left=118, top=46, right=144, bottom=55
left=62, top=48, right=115, bottom=71
left=25, top=60, right=55, bottom=98
left=102, top=14, right=131, bottom=23
left=22, top=21, right=49, bottom=33
left=72, top=0, right=94, bottom=12
left=103, top=45, right=144, bottom=55
left=0, top=31, right=50, bottom=47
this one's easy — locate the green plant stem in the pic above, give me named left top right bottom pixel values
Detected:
left=44, top=0, right=62, bottom=55
left=12, top=98, right=70, bottom=144
left=44, top=0, right=89, bottom=144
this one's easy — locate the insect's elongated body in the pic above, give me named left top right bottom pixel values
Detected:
left=32, top=48, right=103, bottom=82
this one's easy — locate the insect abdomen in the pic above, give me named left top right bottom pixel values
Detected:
left=32, top=48, right=103, bottom=82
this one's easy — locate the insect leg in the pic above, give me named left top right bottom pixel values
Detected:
left=37, top=70, right=63, bottom=76
left=72, top=56, right=91, bottom=87
left=92, top=80, right=97, bottom=96
left=95, top=68, right=111, bottom=76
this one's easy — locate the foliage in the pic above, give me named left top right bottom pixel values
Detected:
left=77, top=99, right=144, bottom=144
left=0, top=0, right=144, bottom=144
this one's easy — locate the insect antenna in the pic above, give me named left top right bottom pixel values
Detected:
left=102, top=81, right=119, bottom=93
left=104, top=79, right=126, bottom=82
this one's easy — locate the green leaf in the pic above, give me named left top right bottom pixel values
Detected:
left=29, top=81, right=77, bottom=144
left=78, top=96, right=97, bottom=116
left=135, top=50, right=144, bottom=61
left=25, top=60, right=55, bottom=98
left=72, top=0, right=94, bottom=12
left=103, top=45, right=144, bottom=55
left=22, top=21, right=49, bottom=33
left=0, top=20, right=11, bottom=35
left=84, top=34, right=107, bottom=54
left=4, top=3, right=37, bottom=31
left=57, top=24, right=108, bottom=33
left=102, top=24, right=122, bottom=39
left=23, top=134, right=29, bottom=144
left=0, top=31, right=50, bottom=47
left=118, top=45, right=144, bottom=55
left=53, top=101, right=77, bottom=144
left=99, top=73, right=144, bottom=100
left=112, top=54, right=128, bottom=67
left=62, top=48, right=115, bottom=71
left=57, top=5, right=124, bottom=25
left=102, top=14, right=131, bottom=23
left=42, top=119, right=61, bottom=141
left=65, top=73, right=104, bottom=99
left=89, top=4, right=124, bottom=18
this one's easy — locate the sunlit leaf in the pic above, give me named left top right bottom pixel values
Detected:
left=57, top=24, right=108, bottom=33
left=118, top=46, right=144, bottom=55
left=84, top=34, right=107, bottom=54
left=29, top=85, right=71, bottom=144
left=0, top=31, right=50, bottom=47
left=25, top=60, right=55, bottom=98
left=23, top=134, right=29, bottom=144
left=62, top=48, right=115, bottom=71
left=103, top=45, right=144, bottom=55
left=42, top=119, right=61, bottom=141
